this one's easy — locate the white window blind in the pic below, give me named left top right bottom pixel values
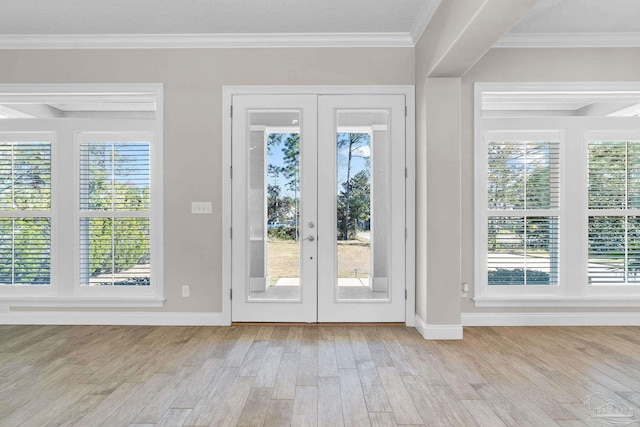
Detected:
left=588, top=141, right=640, bottom=284
left=0, top=141, right=51, bottom=286
left=79, top=141, right=151, bottom=287
left=486, top=140, right=560, bottom=286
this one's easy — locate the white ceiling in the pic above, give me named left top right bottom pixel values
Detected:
left=0, top=0, right=638, bottom=49
left=509, top=0, right=640, bottom=34
left=0, top=0, right=434, bottom=35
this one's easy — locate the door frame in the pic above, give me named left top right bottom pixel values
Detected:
left=222, top=86, right=415, bottom=326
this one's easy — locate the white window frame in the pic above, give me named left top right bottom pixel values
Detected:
left=584, top=129, right=640, bottom=297
left=475, top=82, right=640, bottom=308
left=74, top=131, right=158, bottom=298
left=477, top=130, right=565, bottom=299
left=0, top=84, right=163, bottom=308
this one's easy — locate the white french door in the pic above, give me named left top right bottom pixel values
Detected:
left=231, top=92, right=406, bottom=322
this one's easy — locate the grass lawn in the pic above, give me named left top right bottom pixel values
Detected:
left=267, top=238, right=371, bottom=284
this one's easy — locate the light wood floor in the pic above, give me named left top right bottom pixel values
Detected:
left=2, top=325, right=640, bottom=426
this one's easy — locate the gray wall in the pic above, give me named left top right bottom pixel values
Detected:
left=415, top=34, right=464, bottom=326
left=0, top=48, right=414, bottom=313
left=4, top=45, right=637, bottom=321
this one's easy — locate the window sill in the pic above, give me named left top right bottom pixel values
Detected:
left=473, top=296, right=640, bottom=308
left=0, top=296, right=165, bottom=308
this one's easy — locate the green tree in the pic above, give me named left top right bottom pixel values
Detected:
left=0, top=143, right=51, bottom=285
left=337, top=170, right=370, bottom=240
left=267, top=183, right=294, bottom=224
left=82, top=143, right=150, bottom=285
left=267, top=133, right=300, bottom=239
left=337, top=133, right=369, bottom=240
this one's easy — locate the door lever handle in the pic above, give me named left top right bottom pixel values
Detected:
left=302, top=235, right=315, bottom=242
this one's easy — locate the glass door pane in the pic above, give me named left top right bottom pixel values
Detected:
left=247, top=111, right=302, bottom=301
left=335, top=112, right=390, bottom=300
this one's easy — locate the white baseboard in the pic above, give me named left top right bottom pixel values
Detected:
left=462, top=312, right=640, bottom=327
left=414, top=315, right=463, bottom=340
left=0, top=310, right=229, bottom=326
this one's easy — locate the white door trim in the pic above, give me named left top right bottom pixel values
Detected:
left=222, top=85, right=415, bottom=326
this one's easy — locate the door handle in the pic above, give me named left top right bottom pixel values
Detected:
left=303, top=235, right=315, bottom=242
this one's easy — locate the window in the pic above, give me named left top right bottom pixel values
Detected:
left=0, top=84, right=162, bottom=306
left=79, top=137, right=151, bottom=288
left=588, top=139, right=640, bottom=284
left=0, top=136, right=52, bottom=288
left=486, top=137, right=560, bottom=287
left=475, top=83, right=640, bottom=306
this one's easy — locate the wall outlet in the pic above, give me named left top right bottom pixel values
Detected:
left=461, top=283, right=469, bottom=298
left=191, top=202, right=212, bottom=214
left=182, top=285, right=190, bottom=297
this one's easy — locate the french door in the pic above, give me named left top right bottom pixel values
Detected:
left=231, top=92, right=406, bottom=322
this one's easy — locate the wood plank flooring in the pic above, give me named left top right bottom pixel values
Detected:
left=1, top=324, right=640, bottom=426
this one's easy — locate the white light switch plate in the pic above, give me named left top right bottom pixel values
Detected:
left=191, top=202, right=213, bottom=214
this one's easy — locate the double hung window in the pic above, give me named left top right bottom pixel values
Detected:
left=485, top=133, right=560, bottom=288
left=0, top=85, right=162, bottom=306
left=0, top=135, right=52, bottom=292
left=475, top=84, right=640, bottom=306
left=79, top=135, right=152, bottom=290
left=587, top=135, right=640, bottom=285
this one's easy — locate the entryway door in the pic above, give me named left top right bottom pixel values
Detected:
left=231, top=92, right=406, bottom=322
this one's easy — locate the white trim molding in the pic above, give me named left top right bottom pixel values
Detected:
left=494, top=32, right=640, bottom=49
left=0, top=33, right=415, bottom=50
left=414, top=315, right=463, bottom=340
left=473, top=296, right=640, bottom=308
left=0, top=297, right=165, bottom=308
left=0, top=310, right=228, bottom=326
left=462, top=312, right=640, bottom=327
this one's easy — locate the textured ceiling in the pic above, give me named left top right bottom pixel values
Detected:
left=510, top=0, right=640, bottom=33
left=0, top=0, right=637, bottom=47
left=0, top=0, right=434, bottom=34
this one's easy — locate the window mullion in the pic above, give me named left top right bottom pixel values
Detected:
left=11, top=143, right=14, bottom=209
left=111, top=217, right=115, bottom=286
left=523, top=143, right=528, bottom=285
left=10, top=144, right=15, bottom=285
left=111, top=143, right=115, bottom=213
left=626, top=142, right=630, bottom=284
left=11, top=218, right=15, bottom=285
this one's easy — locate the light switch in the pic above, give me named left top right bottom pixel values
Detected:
left=191, top=201, right=213, bottom=214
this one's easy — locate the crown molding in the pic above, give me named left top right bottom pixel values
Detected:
left=0, top=33, right=415, bottom=49
left=495, top=32, right=640, bottom=49
left=409, top=0, right=441, bottom=44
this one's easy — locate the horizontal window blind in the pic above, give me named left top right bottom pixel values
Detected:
left=79, top=218, right=150, bottom=286
left=587, top=216, right=640, bottom=283
left=0, top=142, right=51, bottom=211
left=79, top=140, right=151, bottom=287
left=589, top=141, right=640, bottom=209
left=488, top=141, right=560, bottom=210
left=588, top=141, right=640, bottom=284
left=487, top=216, right=559, bottom=285
left=0, top=218, right=50, bottom=285
left=0, top=141, right=51, bottom=286
left=486, top=140, right=560, bottom=286
left=79, top=142, right=150, bottom=211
